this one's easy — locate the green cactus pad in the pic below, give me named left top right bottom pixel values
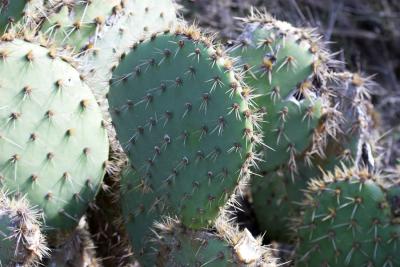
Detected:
left=113, top=27, right=254, bottom=262
left=84, top=0, right=177, bottom=96
left=0, top=191, right=48, bottom=267
left=296, top=168, right=400, bottom=267
left=40, top=0, right=121, bottom=51
left=251, top=169, right=307, bottom=242
left=229, top=12, right=332, bottom=174
left=0, top=39, right=109, bottom=232
left=0, top=0, right=26, bottom=33
left=153, top=218, right=275, bottom=267
left=112, top=28, right=254, bottom=228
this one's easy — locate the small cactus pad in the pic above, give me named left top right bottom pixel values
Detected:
left=153, top=218, right=276, bottom=267
left=251, top=169, right=307, bottom=242
left=84, top=0, right=177, bottom=96
left=229, top=11, right=332, bottom=173
left=0, top=0, right=26, bottom=33
left=296, top=168, right=400, bottom=266
left=0, top=39, right=109, bottom=231
left=0, top=191, right=48, bottom=267
left=40, top=0, right=121, bottom=51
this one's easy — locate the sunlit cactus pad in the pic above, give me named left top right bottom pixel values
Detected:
left=0, top=39, right=109, bottom=231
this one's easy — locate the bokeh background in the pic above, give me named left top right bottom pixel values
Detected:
left=178, top=0, right=400, bottom=166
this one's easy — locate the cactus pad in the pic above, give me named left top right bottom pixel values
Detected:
left=84, top=0, right=178, bottom=96
left=296, top=168, right=400, bottom=266
left=40, top=0, right=121, bottom=51
left=0, top=39, right=109, bottom=232
left=251, top=169, right=307, bottom=241
left=113, top=27, right=255, bottom=261
left=229, top=11, right=333, bottom=174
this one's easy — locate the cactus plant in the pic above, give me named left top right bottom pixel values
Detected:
left=0, top=0, right=26, bottom=33
left=40, top=0, right=122, bottom=51
left=295, top=167, right=400, bottom=267
left=0, top=38, right=109, bottom=233
left=228, top=10, right=336, bottom=174
left=0, top=190, right=49, bottom=267
left=112, top=26, right=255, bottom=228
left=152, top=217, right=276, bottom=267
left=112, top=25, right=257, bottom=264
left=249, top=71, right=378, bottom=242
left=83, top=0, right=178, bottom=96
left=251, top=168, right=307, bottom=242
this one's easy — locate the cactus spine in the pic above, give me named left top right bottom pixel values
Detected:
left=0, top=190, right=49, bottom=267
left=153, top=217, right=276, bottom=267
left=0, top=0, right=26, bottom=33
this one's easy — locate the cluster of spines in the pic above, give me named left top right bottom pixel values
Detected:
left=0, top=190, right=49, bottom=267
left=151, top=216, right=277, bottom=267
left=0, top=0, right=26, bottom=34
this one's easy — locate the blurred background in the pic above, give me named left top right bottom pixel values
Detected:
left=178, top=0, right=400, bottom=166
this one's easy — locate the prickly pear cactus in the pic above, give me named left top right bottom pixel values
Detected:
left=296, top=168, right=400, bottom=267
left=0, top=38, right=109, bottom=232
left=153, top=217, right=276, bottom=267
left=251, top=168, right=307, bottom=241
left=229, top=11, right=334, bottom=174
left=113, top=26, right=256, bottom=263
left=84, top=0, right=178, bottom=96
left=40, top=0, right=121, bottom=51
left=0, top=190, right=48, bottom=267
left=249, top=71, right=378, bottom=242
left=0, top=0, right=26, bottom=33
